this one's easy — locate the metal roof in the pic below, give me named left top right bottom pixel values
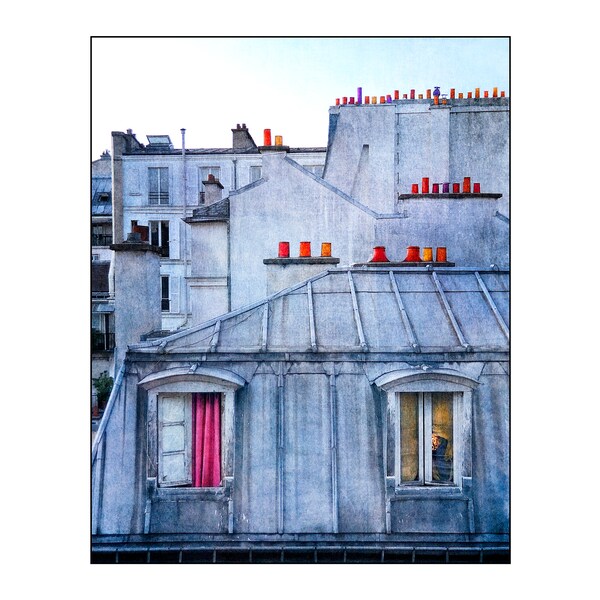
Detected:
left=125, top=147, right=327, bottom=156
left=92, top=175, right=112, bottom=216
left=131, top=267, right=509, bottom=355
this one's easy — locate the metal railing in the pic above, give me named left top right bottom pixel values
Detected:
left=92, top=233, right=113, bottom=246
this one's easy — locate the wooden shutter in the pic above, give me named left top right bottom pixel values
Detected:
left=148, top=168, right=158, bottom=205
left=158, top=394, right=192, bottom=487
left=170, top=275, right=180, bottom=314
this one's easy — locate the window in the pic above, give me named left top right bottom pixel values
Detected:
left=149, top=220, right=169, bottom=257
left=138, top=367, right=245, bottom=493
left=161, top=275, right=170, bottom=312
left=399, top=391, right=456, bottom=485
left=91, top=223, right=112, bottom=247
left=91, top=311, right=115, bottom=351
left=199, top=167, right=221, bottom=203
left=158, top=393, right=222, bottom=487
left=148, top=167, right=169, bottom=205
left=249, top=165, right=262, bottom=182
left=374, top=368, right=478, bottom=491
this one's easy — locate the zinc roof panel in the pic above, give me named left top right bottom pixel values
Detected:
left=445, top=291, right=507, bottom=347
left=312, top=291, right=360, bottom=349
left=268, top=293, right=311, bottom=350
left=400, top=291, right=458, bottom=348
left=356, top=291, right=412, bottom=350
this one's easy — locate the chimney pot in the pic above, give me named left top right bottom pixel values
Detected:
left=403, top=246, right=422, bottom=263
left=299, top=241, right=311, bottom=257
left=369, top=246, right=390, bottom=263
left=278, top=242, right=290, bottom=258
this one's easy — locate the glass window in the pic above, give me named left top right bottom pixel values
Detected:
left=149, top=220, right=169, bottom=257
left=199, top=167, right=221, bottom=203
left=161, top=275, right=170, bottom=312
left=398, top=392, right=456, bottom=485
left=148, top=167, right=169, bottom=205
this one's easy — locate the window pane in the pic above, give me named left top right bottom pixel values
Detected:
left=400, top=392, right=419, bottom=482
left=160, top=221, right=170, bottom=257
left=150, top=221, right=159, bottom=246
left=431, top=392, right=453, bottom=482
left=161, top=276, right=170, bottom=311
left=200, top=167, right=220, bottom=190
left=158, top=167, right=169, bottom=204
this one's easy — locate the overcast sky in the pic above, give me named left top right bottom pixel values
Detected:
left=91, top=37, right=509, bottom=158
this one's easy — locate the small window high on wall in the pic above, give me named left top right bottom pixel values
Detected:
left=158, top=393, right=222, bottom=488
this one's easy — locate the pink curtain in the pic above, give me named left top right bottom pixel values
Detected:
left=191, top=393, right=221, bottom=487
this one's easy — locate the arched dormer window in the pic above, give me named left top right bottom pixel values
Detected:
left=374, top=368, right=478, bottom=490
left=139, top=367, right=245, bottom=490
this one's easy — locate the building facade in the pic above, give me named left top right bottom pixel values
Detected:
left=93, top=90, right=510, bottom=562
left=112, top=125, right=327, bottom=332
left=92, top=151, right=115, bottom=413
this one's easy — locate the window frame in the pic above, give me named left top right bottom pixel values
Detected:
left=374, top=368, right=477, bottom=492
left=139, top=368, right=245, bottom=494
left=198, top=166, right=221, bottom=204
left=397, top=390, right=460, bottom=487
left=149, top=220, right=170, bottom=257
left=148, top=166, right=170, bottom=205
left=161, top=275, right=170, bottom=312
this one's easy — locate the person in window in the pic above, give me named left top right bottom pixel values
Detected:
left=432, top=433, right=452, bottom=482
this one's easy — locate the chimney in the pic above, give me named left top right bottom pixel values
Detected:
left=203, top=173, right=224, bottom=205
left=231, top=123, right=258, bottom=151
left=110, top=236, right=162, bottom=367
left=263, top=242, right=340, bottom=295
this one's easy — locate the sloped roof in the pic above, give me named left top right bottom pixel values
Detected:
left=92, top=175, right=112, bottom=216
left=125, top=147, right=326, bottom=156
left=130, top=267, right=509, bottom=355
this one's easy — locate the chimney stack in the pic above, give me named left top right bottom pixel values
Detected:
left=232, top=123, right=258, bottom=151
left=203, top=173, right=224, bottom=205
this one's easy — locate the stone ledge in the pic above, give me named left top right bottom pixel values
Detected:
left=398, top=193, right=502, bottom=200
left=263, top=257, right=341, bottom=265
left=353, top=261, right=455, bottom=268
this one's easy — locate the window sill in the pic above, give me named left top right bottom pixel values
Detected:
left=393, top=485, right=463, bottom=498
left=154, top=486, right=227, bottom=501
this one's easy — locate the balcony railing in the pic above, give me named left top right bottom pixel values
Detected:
left=92, top=331, right=115, bottom=352
left=92, top=233, right=113, bottom=246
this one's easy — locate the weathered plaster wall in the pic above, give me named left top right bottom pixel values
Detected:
left=93, top=356, right=509, bottom=540
left=229, top=153, right=375, bottom=309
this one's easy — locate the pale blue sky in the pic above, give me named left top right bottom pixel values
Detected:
left=92, top=37, right=509, bottom=158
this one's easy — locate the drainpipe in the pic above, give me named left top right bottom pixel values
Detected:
left=179, top=127, right=190, bottom=329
